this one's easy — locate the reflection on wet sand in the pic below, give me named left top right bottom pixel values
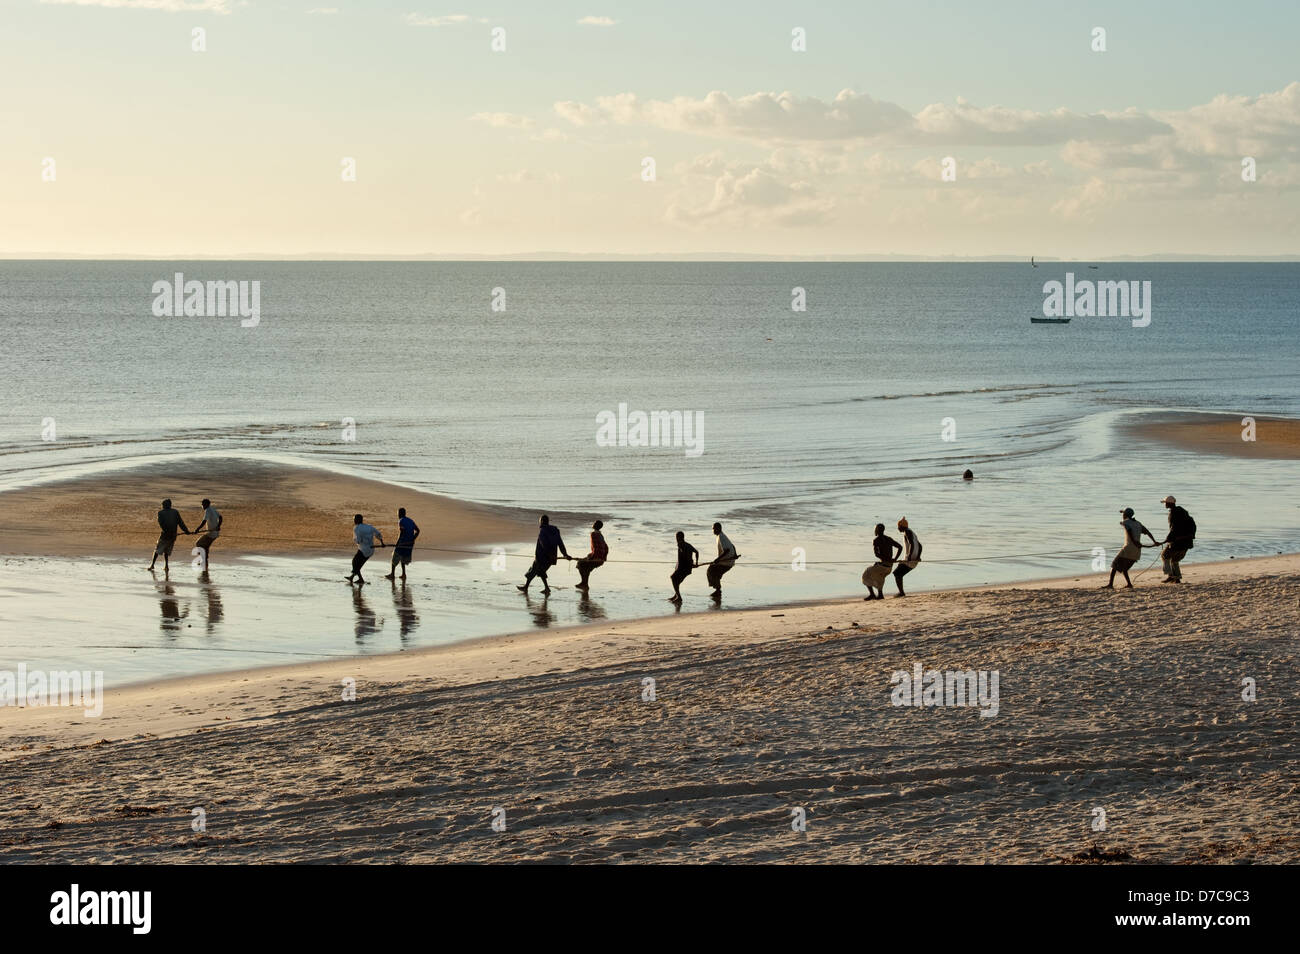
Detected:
left=576, top=592, right=606, bottom=621
left=151, top=571, right=188, bottom=633
left=521, top=592, right=555, bottom=628
left=198, top=570, right=224, bottom=634
left=392, top=580, right=419, bottom=640
left=351, top=586, right=381, bottom=643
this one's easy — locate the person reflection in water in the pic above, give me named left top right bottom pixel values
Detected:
left=392, top=579, right=419, bottom=640
left=153, top=575, right=188, bottom=633
left=198, top=570, right=223, bottom=634
left=521, top=590, right=555, bottom=629
left=352, top=586, right=380, bottom=642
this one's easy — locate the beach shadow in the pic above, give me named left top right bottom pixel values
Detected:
left=392, top=580, right=420, bottom=640
left=351, top=586, right=381, bottom=643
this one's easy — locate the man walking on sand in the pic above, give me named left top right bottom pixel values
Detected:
left=517, top=514, right=570, bottom=595
left=147, top=498, right=191, bottom=572
left=1105, top=506, right=1159, bottom=589
left=348, top=513, right=384, bottom=585
left=192, top=498, right=222, bottom=567
left=1159, top=495, right=1197, bottom=584
left=705, top=522, right=738, bottom=599
left=384, top=507, right=420, bottom=582
left=892, top=518, right=922, bottom=597
left=574, top=519, right=608, bottom=591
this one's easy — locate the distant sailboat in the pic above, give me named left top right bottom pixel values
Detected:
left=1031, top=256, right=1037, bottom=268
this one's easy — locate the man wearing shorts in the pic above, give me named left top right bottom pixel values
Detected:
left=384, top=507, right=420, bottom=582
left=348, top=513, right=383, bottom=585
left=1105, top=506, right=1158, bottom=589
left=147, top=498, right=191, bottom=572
left=193, top=498, right=222, bottom=567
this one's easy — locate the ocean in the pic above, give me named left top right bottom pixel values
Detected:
left=1, top=261, right=1297, bottom=684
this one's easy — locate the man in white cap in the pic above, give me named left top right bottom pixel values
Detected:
left=1159, top=495, right=1196, bottom=583
left=892, top=518, right=922, bottom=597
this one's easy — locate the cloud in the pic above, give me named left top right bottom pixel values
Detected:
left=471, top=112, right=536, bottom=129
left=577, top=16, right=616, bottom=26
left=496, top=170, right=562, bottom=184
left=307, top=7, right=339, bottom=14
left=405, top=13, right=484, bottom=27
left=552, top=88, right=1179, bottom=148
left=665, top=153, right=836, bottom=228
left=557, top=89, right=912, bottom=143
left=39, top=0, right=231, bottom=11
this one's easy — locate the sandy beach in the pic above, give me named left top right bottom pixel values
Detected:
left=1121, top=412, right=1300, bottom=460
left=0, top=457, right=539, bottom=560
left=3, top=552, right=1295, bottom=864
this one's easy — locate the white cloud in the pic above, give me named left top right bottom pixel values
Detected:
left=666, top=153, right=836, bottom=228
left=39, top=0, right=231, bottom=11
left=405, top=13, right=484, bottom=27
left=471, top=112, right=536, bottom=129
left=577, top=16, right=616, bottom=26
left=557, top=89, right=912, bottom=143
left=553, top=88, right=1175, bottom=148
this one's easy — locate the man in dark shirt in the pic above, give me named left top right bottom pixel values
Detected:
left=862, top=523, right=902, bottom=600
left=517, top=514, right=570, bottom=595
left=148, top=498, right=191, bottom=572
left=1159, top=494, right=1195, bottom=583
left=669, top=531, right=699, bottom=604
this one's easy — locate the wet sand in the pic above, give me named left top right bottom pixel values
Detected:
left=3, top=553, right=1295, bottom=863
left=0, top=457, right=539, bottom=560
left=1122, top=412, right=1300, bottom=460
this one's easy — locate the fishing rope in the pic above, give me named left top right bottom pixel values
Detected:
left=0, top=517, right=1127, bottom=567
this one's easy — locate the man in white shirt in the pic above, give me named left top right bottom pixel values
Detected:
left=705, top=522, right=739, bottom=598
left=193, top=498, right=223, bottom=567
left=348, top=513, right=384, bottom=585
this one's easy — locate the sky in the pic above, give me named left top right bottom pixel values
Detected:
left=2, top=0, right=1298, bottom=258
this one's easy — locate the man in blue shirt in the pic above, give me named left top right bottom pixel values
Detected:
left=517, top=514, right=571, bottom=595
left=384, top=507, right=421, bottom=582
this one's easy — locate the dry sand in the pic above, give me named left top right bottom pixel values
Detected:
left=1121, top=412, right=1300, bottom=460
left=0, top=457, right=538, bottom=560
left=3, top=553, right=1295, bottom=864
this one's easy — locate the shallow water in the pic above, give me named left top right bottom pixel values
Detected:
left=0, top=262, right=1297, bottom=684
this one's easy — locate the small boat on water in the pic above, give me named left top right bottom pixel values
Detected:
left=1030, top=317, right=1071, bottom=324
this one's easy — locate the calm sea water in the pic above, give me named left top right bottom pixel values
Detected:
left=1, top=262, right=1297, bottom=684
